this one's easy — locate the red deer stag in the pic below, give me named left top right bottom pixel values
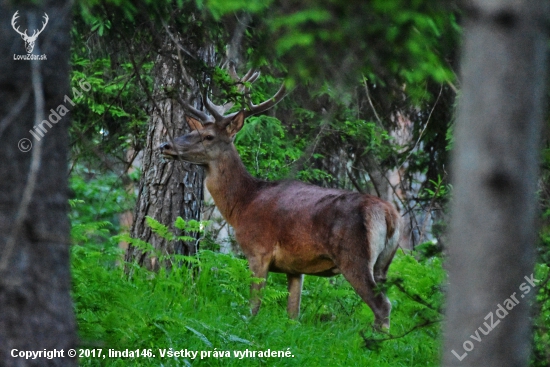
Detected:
left=159, top=70, right=400, bottom=329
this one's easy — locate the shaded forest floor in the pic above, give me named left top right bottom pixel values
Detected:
left=72, top=244, right=445, bottom=366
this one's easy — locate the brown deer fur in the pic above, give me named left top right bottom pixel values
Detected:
left=160, top=108, right=400, bottom=329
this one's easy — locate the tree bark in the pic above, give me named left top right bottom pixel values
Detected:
left=0, top=2, right=77, bottom=366
left=126, top=37, right=214, bottom=270
left=443, top=1, right=548, bottom=366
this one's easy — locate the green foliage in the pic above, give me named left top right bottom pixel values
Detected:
left=388, top=253, right=445, bottom=319
left=531, top=260, right=550, bottom=367
left=203, top=0, right=273, bottom=20
left=205, top=0, right=458, bottom=104
left=235, top=115, right=302, bottom=180
left=532, top=158, right=550, bottom=365
left=73, top=237, right=444, bottom=366
left=231, top=74, right=401, bottom=188
left=420, top=176, right=450, bottom=202
left=70, top=214, right=112, bottom=246
left=69, top=166, right=135, bottom=243
left=144, top=216, right=204, bottom=243
left=70, top=55, right=152, bottom=161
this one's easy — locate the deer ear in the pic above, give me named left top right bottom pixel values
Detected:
left=226, top=112, right=244, bottom=138
left=186, top=116, right=203, bottom=131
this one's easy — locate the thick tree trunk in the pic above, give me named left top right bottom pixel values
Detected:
left=0, top=2, right=77, bottom=366
left=126, top=38, right=214, bottom=270
left=443, top=1, right=548, bottom=366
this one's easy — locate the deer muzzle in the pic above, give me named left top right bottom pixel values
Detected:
left=158, top=142, right=178, bottom=159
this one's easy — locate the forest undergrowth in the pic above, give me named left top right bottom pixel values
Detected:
left=71, top=223, right=445, bottom=367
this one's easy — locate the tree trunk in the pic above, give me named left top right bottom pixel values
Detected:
left=0, top=2, right=77, bottom=366
left=126, top=37, right=214, bottom=270
left=443, top=1, right=548, bottom=366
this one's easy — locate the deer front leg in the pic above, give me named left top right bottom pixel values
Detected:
left=248, top=257, right=270, bottom=316
left=286, top=273, right=304, bottom=319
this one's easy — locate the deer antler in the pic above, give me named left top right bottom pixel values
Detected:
left=29, top=13, right=49, bottom=41
left=11, top=11, right=26, bottom=37
left=207, top=64, right=285, bottom=122
left=176, top=94, right=216, bottom=124
left=178, top=63, right=286, bottom=125
left=202, top=64, right=261, bottom=118
left=11, top=11, right=48, bottom=41
left=242, top=83, right=286, bottom=119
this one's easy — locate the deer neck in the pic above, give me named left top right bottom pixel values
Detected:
left=205, top=146, right=259, bottom=226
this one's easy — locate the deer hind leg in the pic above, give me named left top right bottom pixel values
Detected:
left=374, top=205, right=400, bottom=285
left=373, top=247, right=398, bottom=285
left=286, top=274, right=304, bottom=319
left=361, top=211, right=399, bottom=329
left=336, top=254, right=392, bottom=330
left=335, top=226, right=391, bottom=329
left=370, top=248, right=397, bottom=330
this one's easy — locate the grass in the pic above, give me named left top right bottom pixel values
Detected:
left=72, top=243, right=445, bottom=366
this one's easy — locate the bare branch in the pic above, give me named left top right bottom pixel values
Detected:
left=0, top=34, right=45, bottom=275
left=0, top=88, right=30, bottom=139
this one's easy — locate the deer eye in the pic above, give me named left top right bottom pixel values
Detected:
left=204, top=135, right=214, bottom=141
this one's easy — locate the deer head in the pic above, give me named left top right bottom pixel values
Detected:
left=11, top=11, right=49, bottom=54
left=159, top=66, right=286, bottom=165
